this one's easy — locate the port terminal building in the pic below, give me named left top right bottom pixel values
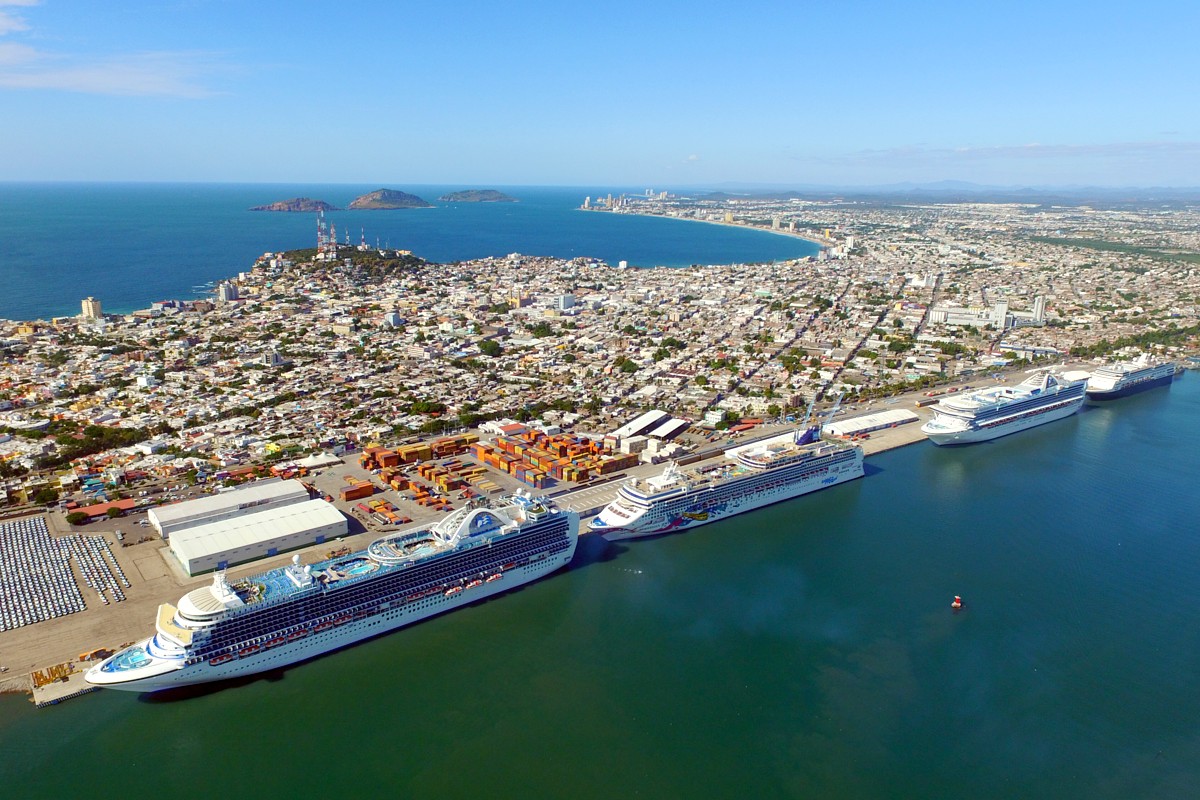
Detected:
left=150, top=479, right=348, bottom=575
left=823, top=409, right=920, bottom=439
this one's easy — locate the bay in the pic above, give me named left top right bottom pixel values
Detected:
left=1, top=376, right=1197, bottom=798
left=0, top=183, right=818, bottom=321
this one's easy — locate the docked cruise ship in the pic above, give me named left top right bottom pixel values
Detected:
left=1085, top=354, right=1175, bottom=401
left=921, top=371, right=1086, bottom=446
left=86, top=494, right=578, bottom=692
left=588, top=426, right=864, bottom=540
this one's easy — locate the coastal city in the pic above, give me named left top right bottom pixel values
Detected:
left=1, top=192, right=1198, bottom=702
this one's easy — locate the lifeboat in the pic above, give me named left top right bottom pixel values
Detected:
left=466, top=579, right=483, bottom=590
left=332, top=616, right=351, bottom=626
left=239, top=644, right=261, bottom=657
left=263, top=636, right=285, bottom=649
left=444, top=586, right=463, bottom=597
left=287, top=629, right=309, bottom=641
left=486, top=573, right=503, bottom=583
left=209, top=653, right=234, bottom=666
left=313, top=621, right=333, bottom=632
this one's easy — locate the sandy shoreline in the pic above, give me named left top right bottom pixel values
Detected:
left=578, top=207, right=829, bottom=253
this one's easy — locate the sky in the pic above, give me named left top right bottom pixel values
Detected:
left=1, top=0, right=1198, bottom=187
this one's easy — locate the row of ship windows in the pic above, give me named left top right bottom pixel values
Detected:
left=954, top=391, right=1083, bottom=420
left=202, top=539, right=568, bottom=650
left=218, top=528, right=566, bottom=630
left=200, top=562, right=544, bottom=659
left=650, top=464, right=846, bottom=512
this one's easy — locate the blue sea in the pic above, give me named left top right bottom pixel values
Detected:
left=0, top=183, right=818, bottom=321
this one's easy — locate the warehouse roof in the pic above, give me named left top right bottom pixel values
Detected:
left=150, top=478, right=306, bottom=527
left=611, top=410, right=670, bottom=439
left=169, top=499, right=347, bottom=567
left=824, top=409, right=919, bottom=438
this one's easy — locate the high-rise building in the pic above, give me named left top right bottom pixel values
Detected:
left=217, top=282, right=240, bottom=302
left=81, top=297, right=102, bottom=319
left=1032, top=295, right=1047, bottom=323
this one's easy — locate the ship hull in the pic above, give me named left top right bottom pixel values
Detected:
left=1085, top=370, right=1173, bottom=401
left=597, top=454, right=864, bottom=541
left=922, top=395, right=1083, bottom=445
left=89, top=550, right=574, bottom=692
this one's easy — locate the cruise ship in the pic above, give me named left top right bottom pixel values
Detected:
left=921, top=371, right=1085, bottom=446
left=86, top=494, right=578, bottom=693
left=1085, top=354, right=1175, bottom=401
left=588, top=426, right=864, bottom=541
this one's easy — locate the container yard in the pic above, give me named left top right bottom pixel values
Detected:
left=469, top=429, right=640, bottom=490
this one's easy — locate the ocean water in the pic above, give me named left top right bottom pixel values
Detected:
left=0, top=183, right=818, bottom=321
left=1, top=377, right=1197, bottom=798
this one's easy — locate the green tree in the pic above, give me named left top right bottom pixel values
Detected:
left=33, top=487, right=60, bottom=505
left=106, top=507, right=125, bottom=519
left=479, top=339, right=502, bottom=357
left=66, top=511, right=89, bottom=526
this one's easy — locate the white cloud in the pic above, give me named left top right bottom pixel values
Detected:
left=0, top=1, right=219, bottom=97
left=0, top=13, right=29, bottom=36
left=0, top=49, right=220, bottom=97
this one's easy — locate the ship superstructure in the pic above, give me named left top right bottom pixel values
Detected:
left=588, top=426, right=863, bottom=540
left=86, top=494, right=578, bottom=692
left=921, top=370, right=1085, bottom=445
left=1085, top=354, right=1174, bottom=400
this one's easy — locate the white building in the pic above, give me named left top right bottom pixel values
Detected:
left=168, top=499, right=348, bottom=575
left=148, top=479, right=308, bottom=539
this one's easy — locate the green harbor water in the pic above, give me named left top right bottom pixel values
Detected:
left=2, top=376, right=1199, bottom=798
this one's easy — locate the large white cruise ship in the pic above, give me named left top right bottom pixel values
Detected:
left=86, top=494, right=578, bottom=693
left=921, top=371, right=1085, bottom=446
left=588, top=426, right=864, bottom=541
left=1085, top=354, right=1175, bottom=401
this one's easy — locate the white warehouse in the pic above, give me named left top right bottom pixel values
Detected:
left=150, top=479, right=349, bottom=575
left=169, top=499, right=348, bottom=576
left=149, top=479, right=309, bottom=539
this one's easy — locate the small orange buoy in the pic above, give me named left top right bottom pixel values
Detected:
left=951, top=595, right=962, bottom=609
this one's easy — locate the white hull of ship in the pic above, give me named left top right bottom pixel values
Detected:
left=922, top=396, right=1084, bottom=446
left=88, top=550, right=574, bottom=692
left=599, top=456, right=864, bottom=541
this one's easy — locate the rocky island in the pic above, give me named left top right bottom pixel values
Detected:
left=438, top=189, right=518, bottom=203
left=250, top=197, right=338, bottom=212
left=348, top=189, right=433, bottom=209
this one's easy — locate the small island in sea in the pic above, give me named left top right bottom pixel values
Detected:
left=249, top=197, right=339, bottom=212
left=438, top=189, right=518, bottom=203
left=348, top=189, right=433, bottom=209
